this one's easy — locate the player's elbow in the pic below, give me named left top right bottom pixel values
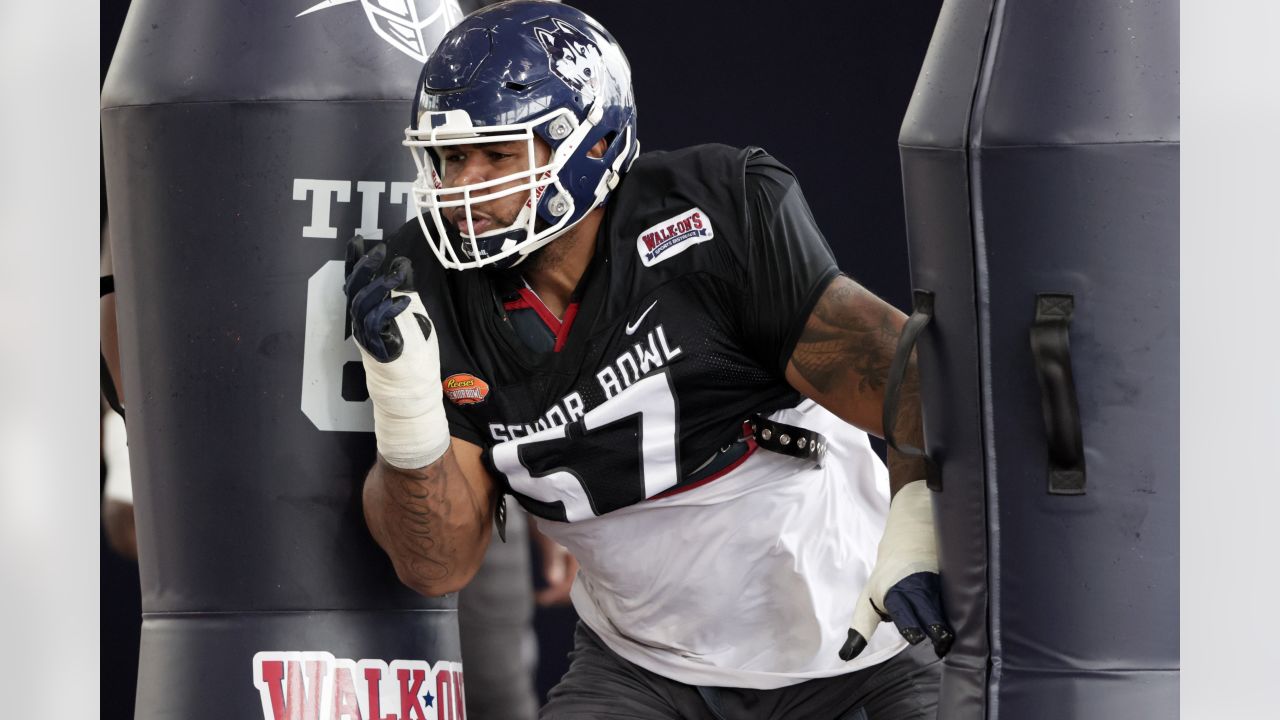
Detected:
left=368, top=523, right=480, bottom=597
left=377, top=516, right=487, bottom=598
left=390, top=557, right=478, bottom=598
left=398, top=573, right=464, bottom=598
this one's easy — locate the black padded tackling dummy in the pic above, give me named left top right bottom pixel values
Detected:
left=101, top=2, right=471, bottom=718
left=897, top=1, right=1178, bottom=718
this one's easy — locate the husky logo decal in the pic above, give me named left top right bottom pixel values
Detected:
left=534, top=18, right=602, bottom=106
left=297, top=0, right=463, bottom=63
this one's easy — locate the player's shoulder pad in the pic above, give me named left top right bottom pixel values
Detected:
left=741, top=145, right=795, bottom=182
left=624, top=143, right=768, bottom=191
left=619, top=144, right=793, bottom=227
left=608, top=144, right=781, bottom=273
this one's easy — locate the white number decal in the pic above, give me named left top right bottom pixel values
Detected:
left=491, top=371, right=679, bottom=521
left=300, top=261, right=373, bottom=432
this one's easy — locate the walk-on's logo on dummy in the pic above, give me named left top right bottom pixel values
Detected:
left=637, top=208, right=715, bottom=267
left=296, top=0, right=463, bottom=63
left=535, top=18, right=602, bottom=105
left=253, top=651, right=466, bottom=720
left=442, top=373, right=489, bottom=406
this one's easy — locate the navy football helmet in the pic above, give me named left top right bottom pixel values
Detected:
left=404, top=0, right=639, bottom=269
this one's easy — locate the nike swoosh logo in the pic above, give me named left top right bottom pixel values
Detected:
left=625, top=301, right=658, bottom=335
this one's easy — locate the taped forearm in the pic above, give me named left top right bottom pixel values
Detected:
left=358, top=291, right=451, bottom=469
left=364, top=361, right=451, bottom=469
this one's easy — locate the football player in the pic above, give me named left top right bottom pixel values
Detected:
left=346, top=2, right=953, bottom=717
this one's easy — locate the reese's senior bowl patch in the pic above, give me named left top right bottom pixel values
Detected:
left=636, top=207, right=714, bottom=267
left=443, top=373, right=489, bottom=405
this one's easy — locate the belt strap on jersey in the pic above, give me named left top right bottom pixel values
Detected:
left=748, top=415, right=827, bottom=468
left=494, top=494, right=508, bottom=543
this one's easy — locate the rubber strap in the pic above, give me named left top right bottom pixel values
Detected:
left=749, top=415, right=827, bottom=467
left=101, top=352, right=125, bottom=420
left=883, top=290, right=940, bottom=490
left=1029, top=294, right=1086, bottom=495
left=100, top=274, right=126, bottom=418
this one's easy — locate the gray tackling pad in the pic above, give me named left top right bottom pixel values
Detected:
left=101, top=2, right=468, bottom=717
left=897, top=1, right=1178, bottom=718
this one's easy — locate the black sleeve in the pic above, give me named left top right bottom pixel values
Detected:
left=733, top=150, right=841, bottom=375
left=443, top=402, right=486, bottom=448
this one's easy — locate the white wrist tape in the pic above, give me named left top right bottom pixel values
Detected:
left=358, top=291, right=451, bottom=469
left=849, top=479, right=938, bottom=638
left=870, top=479, right=938, bottom=595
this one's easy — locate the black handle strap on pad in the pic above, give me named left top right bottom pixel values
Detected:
left=101, top=353, right=126, bottom=420
left=748, top=415, right=827, bottom=467
left=883, top=289, right=940, bottom=491
left=1030, top=294, right=1086, bottom=495
left=100, top=274, right=126, bottom=420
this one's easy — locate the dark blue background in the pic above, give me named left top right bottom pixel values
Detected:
left=100, top=1, right=942, bottom=716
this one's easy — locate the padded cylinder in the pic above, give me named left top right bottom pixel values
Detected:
left=101, top=2, right=467, bottom=718
left=898, top=1, right=1178, bottom=718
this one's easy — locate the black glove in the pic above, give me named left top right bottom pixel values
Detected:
left=343, top=236, right=421, bottom=362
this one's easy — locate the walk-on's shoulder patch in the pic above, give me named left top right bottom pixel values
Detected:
left=636, top=207, right=715, bottom=267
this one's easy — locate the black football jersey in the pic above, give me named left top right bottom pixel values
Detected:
left=386, top=144, right=840, bottom=522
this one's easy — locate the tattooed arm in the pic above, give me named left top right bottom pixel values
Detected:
left=363, top=437, right=496, bottom=596
left=784, top=275, right=927, bottom=497
left=788, top=275, right=953, bottom=658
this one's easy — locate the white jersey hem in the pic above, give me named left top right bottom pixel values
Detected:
left=579, top=611, right=911, bottom=690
